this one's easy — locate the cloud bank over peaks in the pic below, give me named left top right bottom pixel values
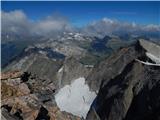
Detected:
left=2, top=10, right=31, bottom=35
left=2, top=10, right=160, bottom=40
left=82, top=18, right=160, bottom=38
left=1, top=10, right=73, bottom=38
left=32, top=14, right=73, bottom=37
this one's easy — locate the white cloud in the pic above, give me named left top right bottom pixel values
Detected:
left=32, top=15, right=72, bottom=36
left=82, top=17, right=160, bottom=38
left=2, top=10, right=160, bottom=39
left=1, top=10, right=31, bottom=35
left=1, top=10, right=72, bottom=37
left=143, top=24, right=160, bottom=32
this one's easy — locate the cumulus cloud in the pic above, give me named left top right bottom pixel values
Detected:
left=82, top=18, right=160, bottom=38
left=32, top=14, right=72, bottom=36
left=1, top=10, right=72, bottom=37
left=1, top=10, right=31, bottom=35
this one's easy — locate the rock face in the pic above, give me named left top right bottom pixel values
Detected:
left=3, top=50, right=63, bottom=86
left=139, top=39, right=160, bottom=58
left=139, top=39, right=160, bottom=64
left=86, top=44, right=143, bottom=91
left=58, top=57, right=92, bottom=87
left=86, top=40, right=160, bottom=120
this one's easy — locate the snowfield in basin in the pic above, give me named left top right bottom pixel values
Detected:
left=55, top=77, right=96, bottom=118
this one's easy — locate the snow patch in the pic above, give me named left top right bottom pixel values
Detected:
left=135, top=59, right=160, bottom=66
left=39, top=50, right=46, bottom=55
left=55, top=77, right=96, bottom=118
left=58, top=66, right=63, bottom=73
left=68, top=32, right=73, bottom=35
left=146, top=52, right=160, bottom=64
left=85, top=65, right=94, bottom=68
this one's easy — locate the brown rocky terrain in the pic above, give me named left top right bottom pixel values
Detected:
left=1, top=70, right=22, bottom=80
left=1, top=71, right=81, bottom=120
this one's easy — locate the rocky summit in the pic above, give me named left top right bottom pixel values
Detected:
left=1, top=38, right=160, bottom=120
left=86, top=40, right=160, bottom=120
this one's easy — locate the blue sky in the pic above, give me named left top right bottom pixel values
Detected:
left=2, top=1, right=160, bottom=27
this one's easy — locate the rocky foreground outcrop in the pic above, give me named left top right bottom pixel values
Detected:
left=1, top=71, right=81, bottom=120
left=86, top=40, right=160, bottom=120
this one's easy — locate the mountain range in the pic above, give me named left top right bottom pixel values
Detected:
left=1, top=32, right=160, bottom=120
